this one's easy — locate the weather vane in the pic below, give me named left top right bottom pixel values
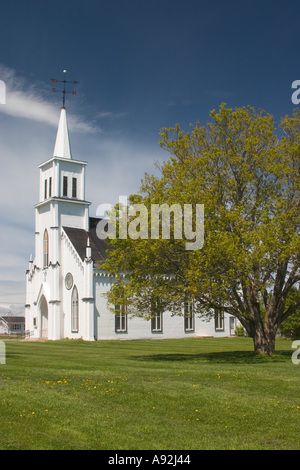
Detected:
left=51, top=70, right=79, bottom=108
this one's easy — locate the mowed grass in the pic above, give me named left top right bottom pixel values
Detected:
left=0, top=337, right=300, bottom=450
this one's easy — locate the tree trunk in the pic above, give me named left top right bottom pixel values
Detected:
left=252, top=324, right=276, bottom=355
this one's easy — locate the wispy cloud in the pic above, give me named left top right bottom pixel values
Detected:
left=2, top=88, right=58, bottom=125
left=207, top=89, right=235, bottom=99
left=96, top=110, right=128, bottom=120
left=0, top=64, right=98, bottom=133
left=0, top=280, right=26, bottom=316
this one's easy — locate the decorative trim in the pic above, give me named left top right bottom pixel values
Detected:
left=34, top=197, right=91, bottom=209
left=62, top=229, right=84, bottom=271
left=93, top=271, right=119, bottom=279
left=38, top=156, right=88, bottom=168
left=49, top=261, right=60, bottom=268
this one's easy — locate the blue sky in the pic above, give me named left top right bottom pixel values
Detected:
left=0, top=0, right=299, bottom=314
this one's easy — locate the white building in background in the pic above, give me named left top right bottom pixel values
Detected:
left=0, top=316, right=25, bottom=335
left=25, top=106, right=236, bottom=340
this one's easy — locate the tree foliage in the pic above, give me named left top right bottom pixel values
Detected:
left=101, top=104, right=300, bottom=354
left=279, top=287, right=300, bottom=339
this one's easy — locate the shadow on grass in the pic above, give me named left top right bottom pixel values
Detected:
left=132, top=350, right=292, bottom=364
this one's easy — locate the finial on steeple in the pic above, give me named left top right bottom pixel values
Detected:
left=86, top=236, right=92, bottom=259
left=51, top=70, right=79, bottom=108
left=28, top=254, right=33, bottom=272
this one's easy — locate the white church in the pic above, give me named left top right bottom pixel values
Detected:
left=25, top=106, right=236, bottom=340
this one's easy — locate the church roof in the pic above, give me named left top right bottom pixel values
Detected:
left=63, top=217, right=109, bottom=264
left=0, top=316, right=25, bottom=324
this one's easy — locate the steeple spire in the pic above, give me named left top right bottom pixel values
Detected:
left=51, top=70, right=79, bottom=159
left=53, top=107, right=72, bottom=159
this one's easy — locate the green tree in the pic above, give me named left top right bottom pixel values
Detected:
left=101, top=104, right=300, bottom=355
left=279, top=287, right=300, bottom=339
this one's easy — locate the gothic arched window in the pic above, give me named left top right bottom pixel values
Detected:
left=71, top=286, right=79, bottom=333
left=43, top=229, right=49, bottom=268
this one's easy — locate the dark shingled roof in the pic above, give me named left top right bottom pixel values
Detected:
left=0, top=316, right=25, bottom=324
left=63, top=217, right=109, bottom=264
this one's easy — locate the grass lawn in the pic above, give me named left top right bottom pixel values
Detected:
left=0, top=337, right=299, bottom=450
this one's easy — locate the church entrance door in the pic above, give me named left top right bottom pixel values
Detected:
left=40, top=295, right=48, bottom=339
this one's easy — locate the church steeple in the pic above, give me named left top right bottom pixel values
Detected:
left=51, top=70, right=78, bottom=160
left=53, top=107, right=72, bottom=159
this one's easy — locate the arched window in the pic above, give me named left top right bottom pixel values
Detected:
left=43, top=229, right=49, bottom=268
left=71, top=286, right=79, bottom=333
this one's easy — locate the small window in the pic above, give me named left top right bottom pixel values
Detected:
left=151, top=311, right=163, bottom=333
left=63, top=176, right=68, bottom=197
left=215, top=308, right=224, bottom=331
left=115, top=304, right=127, bottom=333
left=72, top=177, right=77, bottom=198
left=71, top=286, right=79, bottom=333
left=49, top=177, right=52, bottom=197
left=44, top=179, right=47, bottom=199
left=43, top=229, right=49, bottom=268
left=184, top=301, right=194, bottom=332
